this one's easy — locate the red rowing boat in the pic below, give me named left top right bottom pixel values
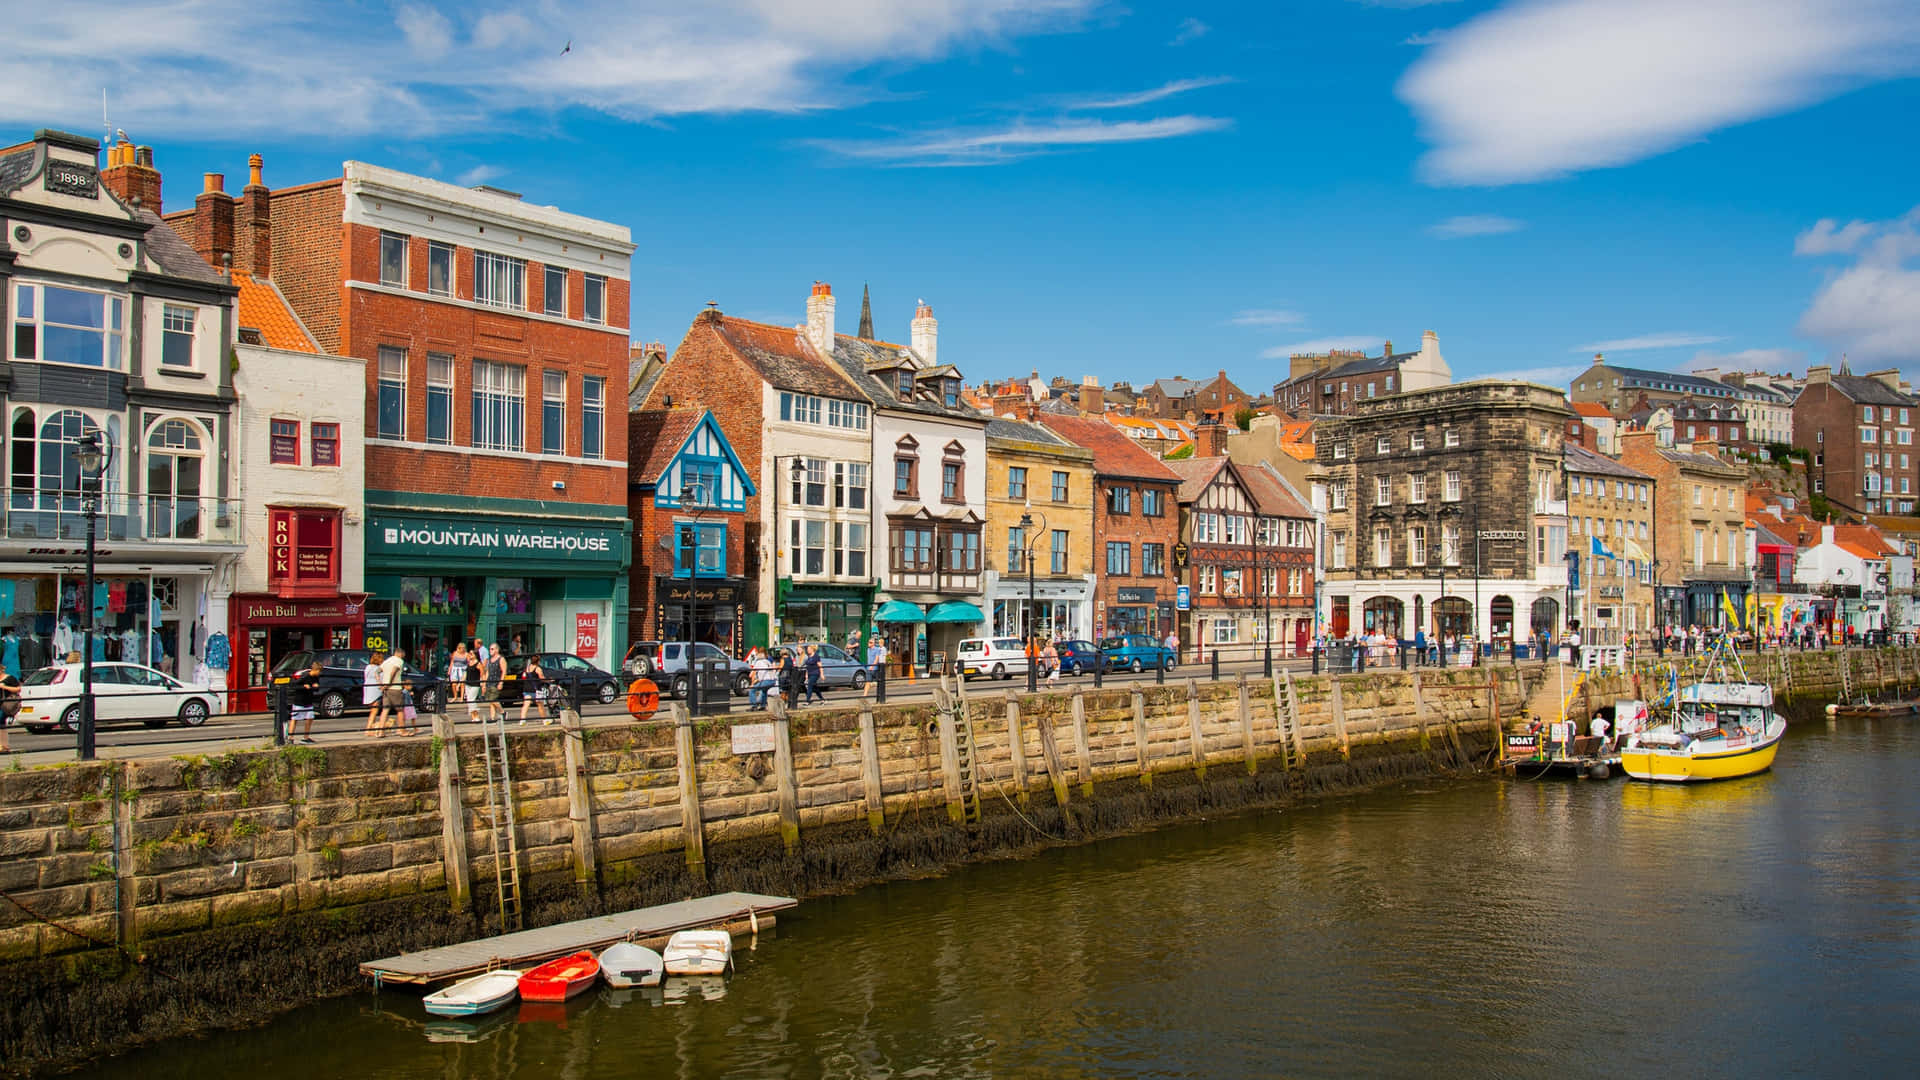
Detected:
left=516, top=951, right=600, bottom=1002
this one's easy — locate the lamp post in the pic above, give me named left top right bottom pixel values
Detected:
left=1563, top=545, right=1581, bottom=664
left=1834, top=566, right=1851, bottom=645
left=1019, top=509, right=1044, bottom=693
left=775, top=456, right=805, bottom=652
left=74, top=431, right=110, bottom=761
left=1652, top=558, right=1667, bottom=656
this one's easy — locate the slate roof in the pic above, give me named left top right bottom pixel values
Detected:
left=1595, top=364, right=1736, bottom=397
left=0, top=144, right=34, bottom=194
left=1655, top=446, right=1743, bottom=474
left=1037, top=414, right=1181, bottom=484
left=830, top=335, right=986, bottom=423
left=1164, top=456, right=1230, bottom=504
left=705, top=314, right=866, bottom=400
left=1239, top=461, right=1312, bottom=519
left=136, top=209, right=225, bottom=283
left=235, top=275, right=319, bottom=353
left=985, top=417, right=1070, bottom=446
left=628, top=409, right=704, bottom=486
left=1827, top=374, right=1916, bottom=407
left=1149, top=377, right=1200, bottom=398
left=1565, top=443, right=1653, bottom=479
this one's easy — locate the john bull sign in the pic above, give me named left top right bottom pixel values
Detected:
left=370, top=513, right=622, bottom=569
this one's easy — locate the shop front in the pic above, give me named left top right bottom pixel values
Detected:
left=655, top=578, right=749, bottom=655
left=988, top=574, right=1093, bottom=644
left=229, top=594, right=367, bottom=711
left=776, top=582, right=874, bottom=653
left=1102, top=586, right=1160, bottom=640
left=364, top=508, right=630, bottom=674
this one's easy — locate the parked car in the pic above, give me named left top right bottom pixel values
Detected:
left=1099, top=634, right=1174, bottom=673
left=780, top=642, right=870, bottom=689
left=645, top=642, right=752, bottom=699
left=622, top=641, right=662, bottom=679
left=956, top=637, right=1031, bottom=681
left=1052, top=639, right=1103, bottom=676
left=505, top=652, right=623, bottom=706
left=268, top=649, right=443, bottom=718
left=16, top=662, right=224, bottom=732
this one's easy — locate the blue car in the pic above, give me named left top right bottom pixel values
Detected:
left=1099, top=634, right=1174, bottom=673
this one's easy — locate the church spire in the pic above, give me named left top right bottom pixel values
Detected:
left=858, top=282, right=874, bottom=340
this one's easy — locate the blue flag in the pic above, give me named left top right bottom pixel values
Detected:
left=1589, top=535, right=1616, bottom=560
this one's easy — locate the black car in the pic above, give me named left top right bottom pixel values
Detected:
left=268, top=649, right=442, bottom=718
left=1052, top=639, right=1103, bottom=676
left=506, top=652, right=624, bottom=707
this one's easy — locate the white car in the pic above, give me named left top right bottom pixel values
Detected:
left=955, top=637, right=1032, bottom=681
left=15, top=662, right=223, bottom=733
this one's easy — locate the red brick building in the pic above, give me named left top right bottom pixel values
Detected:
left=1039, top=413, right=1183, bottom=640
left=627, top=408, right=756, bottom=666
left=170, top=159, right=635, bottom=667
left=1792, top=365, right=1919, bottom=518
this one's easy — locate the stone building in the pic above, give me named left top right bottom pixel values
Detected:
left=1618, top=431, right=1752, bottom=629
left=1272, top=332, right=1449, bottom=417
left=1314, top=382, right=1572, bottom=653
left=981, top=417, right=1095, bottom=643
left=1040, top=412, right=1184, bottom=640
left=1564, top=444, right=1655, bottom=645
left=171, top=155, right=636, bottom=668
left=3, top=130, right=244, bottom=685
left=1792, top=365, right=1918, bottom=517
left=1568, top=357, right=1738, bottom=415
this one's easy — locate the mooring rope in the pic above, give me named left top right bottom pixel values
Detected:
left=983, top=781, right=1067, bottom=843
left=0, top=888, right=172, bottom=979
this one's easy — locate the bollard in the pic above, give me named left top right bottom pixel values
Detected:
left=1210, top=652, right=1220, bottom=680
left=271, top=684, right=289, bottom=747
left=1356, top=645, right=1366, bottom=673
left=1093, top=650, right=1104, bottom=689
left=1400, top=644, right=1408, bottom=671
left=1264, top=642, right=1273, bottom=679
left=876, top=660, right=888, bottom=704
left=1312, top=645, right=1320, bottom=675
left=1156, top=654, right=1166, bottom=685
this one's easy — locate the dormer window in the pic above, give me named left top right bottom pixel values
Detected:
left=896, top=370, right=915, bottom=400
left=944, top=378, right=960, bottom=409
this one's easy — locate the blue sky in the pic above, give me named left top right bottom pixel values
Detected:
left=6, top=0, right=1919, bottom=392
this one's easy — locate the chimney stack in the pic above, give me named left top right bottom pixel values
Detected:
left=241, top=153, right=271, bottom=278
left=194, top=172, right=236, bottom=273
left=1196, top=418, right=1229, bottom=458
left=1805, top=364, right=1831, bottom=385
left=1383, top=339, right=1393, bottom=357
left=1080, top=374, right=1104, bottom=415
left=100, top=140, right=161, bottom=212
left=805, top=281, right=835, bottom=357
left=911, top=299, right=937, bottom=367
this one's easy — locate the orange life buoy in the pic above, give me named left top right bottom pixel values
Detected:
left=626, top=678, right=660, bottom=720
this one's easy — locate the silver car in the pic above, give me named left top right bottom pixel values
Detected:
left=647, top=642, right=752, bottom=698
left=781, top=642, right=872, bottom=689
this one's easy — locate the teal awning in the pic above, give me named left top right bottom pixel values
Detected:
left=874, top=600, right=927, bottom=624
left=926, top=600, right=986, bottom=624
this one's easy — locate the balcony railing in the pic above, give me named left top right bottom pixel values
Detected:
left=2, top=490, right=241, bottom=545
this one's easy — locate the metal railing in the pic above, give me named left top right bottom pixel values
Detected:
left=2, top=490, right=241, bottom=544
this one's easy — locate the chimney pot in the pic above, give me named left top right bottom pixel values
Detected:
left=247, top=153, right=264, bottom=187
left=806, top=282, right=836, bottom=355
left=203, top=172, right=224, bottom=194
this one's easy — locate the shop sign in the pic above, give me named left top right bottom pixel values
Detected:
left=731, top=722, right=777, bottom=755
left=1116, top=587, right=1157, bottom=604
left=371, top=513, right=620, bottom=562
left=659, top=579, right=745, bottom=606
left=1175, top=585, right=1191, bottom=611
left=364, top=612, right=394, bottom=654
left=238, top=595, right=367, bottom=623
left=575, top=612, right=600, bottom=659
left=269, top=509, right=339, bottom=590
left=1480, top=530, right=1524, bottom=541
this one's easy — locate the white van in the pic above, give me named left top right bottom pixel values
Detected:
left=956, top=637, right=1031, bottom=680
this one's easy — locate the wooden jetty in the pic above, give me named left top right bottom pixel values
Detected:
left=361, top=891, right=797, bottom=986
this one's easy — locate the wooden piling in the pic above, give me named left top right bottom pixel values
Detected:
left=1185, top=678, right=1207, bottom=779
left=1329, top=677, right=1352, bottom=761
left=1034, top=703, right=1072, bottom=808
left=1005, top=692, right=1031, bottom=806
left=935, top=691, right=967, bottom=825
left=1131, top=691, right=1153, bottom=789
left=558, top=708, right=597, bottom=893
left=1070, top=691, right=1095, bottom=797
left=111, top=764, right=138, bottom=946
left=1236, top=674, right=1257, bottom=776
left=432, top=711, right=473, bottom=913
left=670, top=702, right=706, bottom=883
left=769, top=699, right=801, bottom=853
left=858, top=703, right=885, bottom=834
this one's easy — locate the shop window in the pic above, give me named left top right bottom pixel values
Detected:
left=270, top=418, right=300, bottom=464
left=312, top=423, right=339, bottom=467
left=675, top=521, right=727, bottom=578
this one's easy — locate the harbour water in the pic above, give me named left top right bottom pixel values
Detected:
left=84, top=717, right=1920, bottom=1078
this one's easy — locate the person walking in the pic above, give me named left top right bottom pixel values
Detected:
left=862, top=637, right=887, bottom=698
left=290, top=660, right=322, bottom=744
left=778, top=648, right=802, bottom=710
left=1043, top=639, right=1060, bottom=683
left=362, top=650, right=387, bottom=737
left=1164, top=629, right=1180, bottom=666
left=519, top=655, right=551, bottom=725
left=375, top=647, right=408, bottom=738
left=747, top=649, right=777, bottom=709
left=481, top=639, right=506, bottom=723
left=803, top=644, right=826, bottom=704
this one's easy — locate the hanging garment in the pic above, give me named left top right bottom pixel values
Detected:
left=54, top=619, right=73, bottom=658
left=108, top=582, right=127, bottom=614
left=0, top=581, right=15, bottom=620
left=2, top=633, right=17, bottom=679
left=204, top=632, right=231, bottom=671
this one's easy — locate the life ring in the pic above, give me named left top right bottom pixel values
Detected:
left=626, top=678, right=661, bottom=720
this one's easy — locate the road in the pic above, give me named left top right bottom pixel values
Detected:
left=2, top=655, right=1348, bottom=769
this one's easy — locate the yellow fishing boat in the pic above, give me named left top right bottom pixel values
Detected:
left=1621, top=640, right=1786, bottom=783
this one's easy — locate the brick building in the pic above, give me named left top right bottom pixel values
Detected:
left=1039, top=413, right=1183, bottom=640
left=627, top=408, right=755, bottom=669
left=1272, top=332, right=1449, bottom=417
left=1618, top=432, right=1751, bottom=629
left=1136, top=371, right=1252, bottom=421
left=1792, top=365, right=1919, bottom=517
left=171, top=159, right=635, bottom=669
left=981, top=417, right=1095, bottom=642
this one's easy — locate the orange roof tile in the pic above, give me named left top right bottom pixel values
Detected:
left=1837, top=541, right=1883, bottom=560
left=235, top=275, right=319, bottom=353
left=1571, top=401, right=1612, bottom=419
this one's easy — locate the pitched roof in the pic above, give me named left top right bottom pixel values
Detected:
left=1827, top=374, right=1916, bottom=407
left=1164, top=455, right=1230, bottom=503
left=136, top=209, right=225, bottom=283
left=0, top=144, right=33, bottom=194
left=699, top=313, right=865, bottom=400
left=1038, top=413, right=1180, bottom=483
left=1239, top=461, right=1311, bottom=518
left=1655, top=445, right=1742, bottom=474
left=1570, top=401, right=1613, bottom=419
left=1593, top=363, right=1736, bottom=397
left=1149, top=377, right=1201, bottom=398
left=985, top=416, right=1071, bottom=447
left=1837, top=541, right=1884, bottom=560
left=1833, top=524, right=1897, bottom=557
left=234, top=275, right=319, bottom=352
left=628, top=409, right=705, bottom=485
left=1565, top=443, right=1653, bottom=479
left=830, top=335, right=985, bottom=423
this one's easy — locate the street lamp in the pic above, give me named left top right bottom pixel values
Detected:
left=1018, top=509, right=1046, bottom=692
left=1834, top=566, right=1851, bottom=644
left=74, top=430, right=110, bottom=761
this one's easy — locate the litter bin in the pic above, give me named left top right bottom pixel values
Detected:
left=689, top=658, right=732, bottom=716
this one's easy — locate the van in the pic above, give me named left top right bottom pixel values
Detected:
left=955, top=637, right=1031, bottom=680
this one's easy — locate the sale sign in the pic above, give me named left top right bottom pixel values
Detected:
left=575, top=612, right=600, bottom=658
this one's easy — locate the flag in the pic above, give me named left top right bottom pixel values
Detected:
left=1589, top=535, right=1617, bottom=560
left=1745, top=592, right=1759, bottom=628
left=1721, top=588, right=1741, bottom=628
left=1624, top=538, right=1652, bottom=563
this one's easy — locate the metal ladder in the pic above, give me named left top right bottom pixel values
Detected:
left=479, top=716, right=524, bottom=931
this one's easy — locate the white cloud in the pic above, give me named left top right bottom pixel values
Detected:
left=1572, top=332, right=1726, bottom=353
left=1231, top=309, right=1307, bottom=327
left=1398, top=0, right=1920, bottom=186
left=815, top=115, right=1232, bottom=166
left=0, top=1, right=1101, bottom=138
left=1170, top=17, right=1209, bottom=46
left=1797, top=206, right=1920, bottom=363
left=1427, top=213, right=1523, bottom=237
left=456, top=164, right=504, bottom=186
left=1070, top=77, right=1235, bottom=110
left=1404, top=29, right=1449, bottom=45
left=1261, top=337, right=1382, bottom=359
left=1795, top=218, right=1876, bottom=256
left=1481, top=362, right=1587, bottom=386
left=1688, top=348, right=1806, bottom=371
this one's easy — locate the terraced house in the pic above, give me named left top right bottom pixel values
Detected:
left=981, top=416, right=1095, bottom=643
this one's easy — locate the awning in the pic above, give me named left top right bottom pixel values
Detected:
left=873, top=600, right=927, bottom=624
left=926, top=600, right=986, bottom=624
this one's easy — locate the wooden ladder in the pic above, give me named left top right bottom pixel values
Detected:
left=1273, top=670, right=1300, bottom=770
left=1840, top=650, right=1854, bottom=704
left=953, top=694, right=982, bottom=825
left=479, top=716, right=524, bottom=931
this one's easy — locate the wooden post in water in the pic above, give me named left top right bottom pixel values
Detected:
left=1005, top=691, right=1031, bottom=806
left=670, top=701, right=706, bottom=883
left=111, top=763, right=138, bottom=946
left=1236, top=674, right=1257, bottom=776
left=769, top=698, right=801, bottom=853
left=1131, top=690, right=1153, bottom=789
left=431, top=710, right=473, bottom=913
left=1410, top=671, right=1432, bottom=751
left=934, top=689, right=967, bottom=825
left=1328, top=677, right=1352, bottom=761
left=558, top=708, right=598, bottom=893
left=1070, top=691, right=1095, bottom=798
left=1034, top=702, right=1072, bottom=808
left=1185, top=678, right=1208, bottom=779
left=858, top=703, right=885, bottom=834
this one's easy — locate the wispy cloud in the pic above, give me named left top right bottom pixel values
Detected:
left=816, top=115, right=1233, bottom=166
left=1796, top=205, right=1920, bottom=363
left=1231, top=309, right=1308, bottom=327
left=1573, top=332, right=1726, bottom=353
left=1070, top=76, right=1236, bottom=110
left=456, top=164, right=504, bottom=187
left=1481, top=362, right=1588, bottom=386
left=1397, top=0, right=1920, bottom=185
left=1351, top=1, right=1464, bottom=7
left=1688, top=347, right=1806, bottom=371
left=1427, top=213, right=1523, bottom=237
left=1170, top=17, right=1209, bottom=46
left=0, top=0, right=1103, bottom=137
left=1261, top=336, right=1382, bottom=359
left=1404, top=29, right=1449, bottom=45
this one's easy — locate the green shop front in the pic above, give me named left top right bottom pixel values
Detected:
left=773, top=579, right=875, bottom=652
left=364, top=503, right=631, bottom=673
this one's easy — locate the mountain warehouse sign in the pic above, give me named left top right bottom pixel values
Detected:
left=368, top=512, right=624, bottom=568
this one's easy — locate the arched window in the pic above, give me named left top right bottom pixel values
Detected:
left=37, top=409, right=104, bottom=508
left=146, top=418, right=206, bottom=539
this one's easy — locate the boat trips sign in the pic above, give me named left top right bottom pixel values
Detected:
left=369, top=512, right=625, bottom=571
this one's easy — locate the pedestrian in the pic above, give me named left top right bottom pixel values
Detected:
left=375, top=647, right=408, bottom=738
left=0, top=670, right=19, bottom=753
left=518, top=655, right=551, bottom=725
left=483, top=640, right=507, bottom=723
left=778, top=648, right=802, bottom=709
left=1043, top=639, right=1060, bottom=683
left=1164, top=629, right=1180, bottom=666
left=362, top=650, right=386, bottom=737
left=863, top=637, right=887, bottom=698
left=290, top=660, right=322, bottom=744
left=803, top=644, right=825, bottom=704
left=748, top=649, right=777, bottom=709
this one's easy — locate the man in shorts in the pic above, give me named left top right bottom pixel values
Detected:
left=289, top=660, right=322, bottom=744
left=377, top=646, right=408, bottom=738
